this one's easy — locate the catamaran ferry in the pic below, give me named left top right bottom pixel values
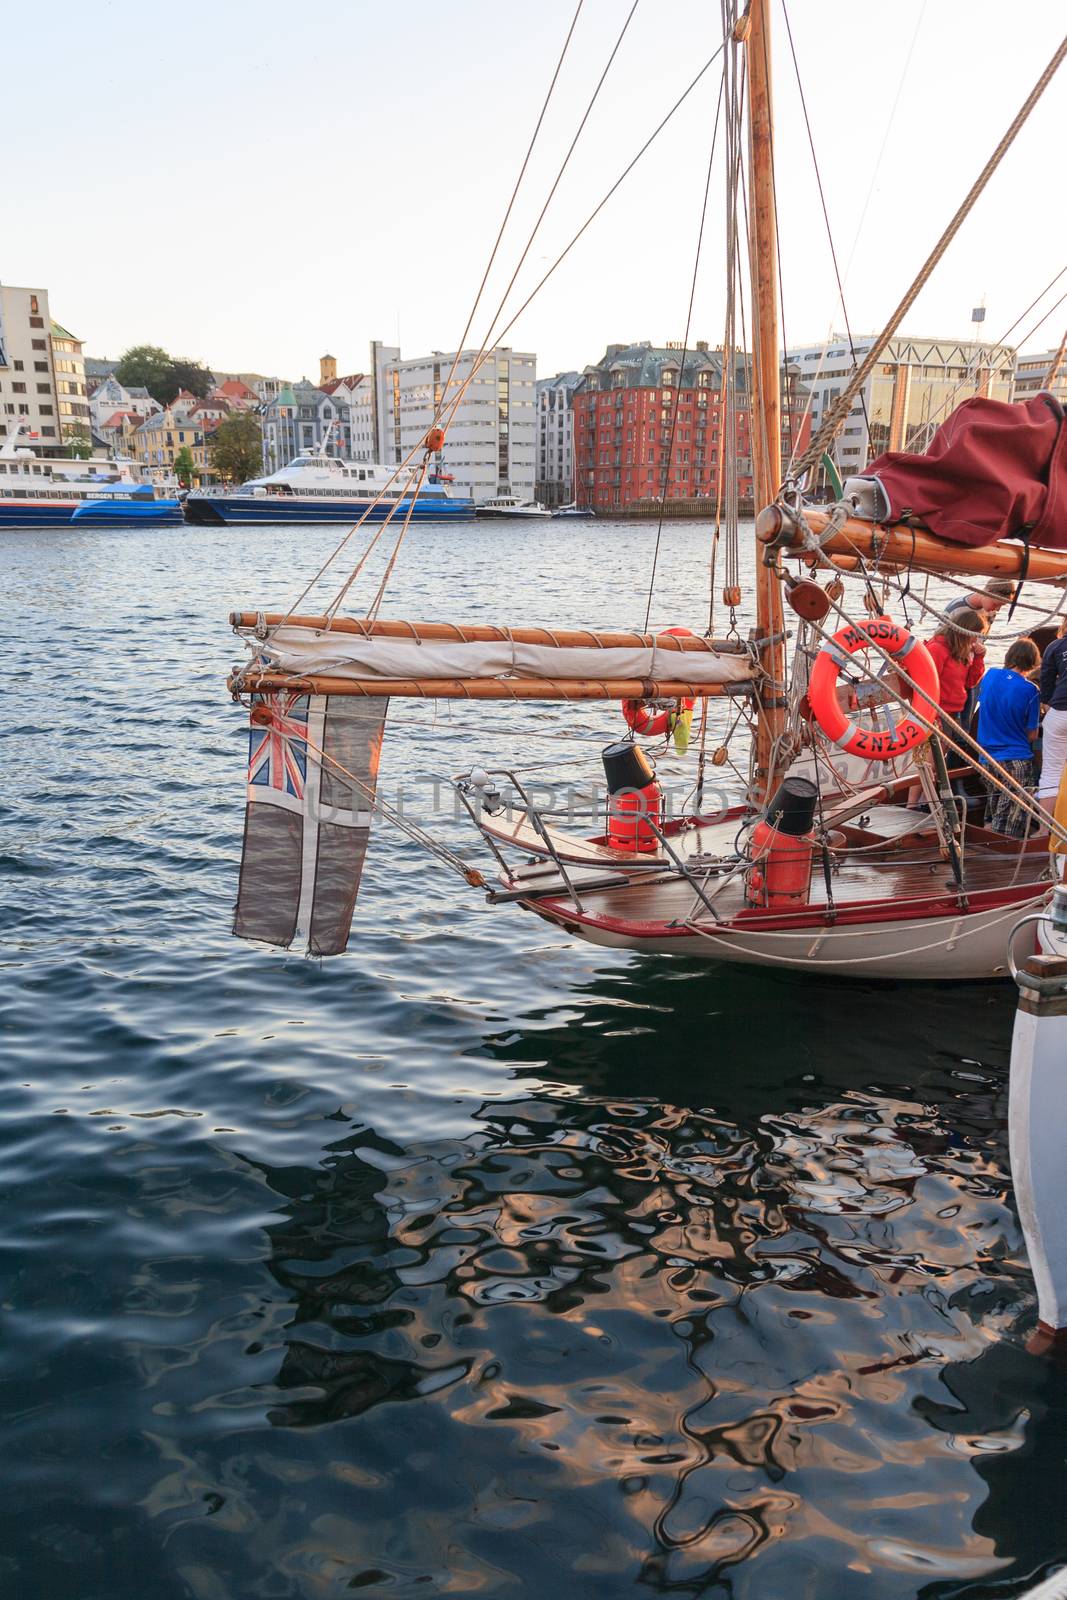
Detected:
left=0, top=420, right=182, bottom=528
left=183, top=449, right=476, bottom=525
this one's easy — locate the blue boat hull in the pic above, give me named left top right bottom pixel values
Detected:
left=183, top=494, right=476, bottom=525
left=0, top=502, right=182, bottom=529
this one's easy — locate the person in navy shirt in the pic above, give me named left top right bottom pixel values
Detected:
left=977, top=638, right=1041, bottom=837
left=1039, top=620, right=1067, bottom=811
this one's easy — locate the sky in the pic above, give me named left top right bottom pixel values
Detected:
left=5, top=0, right=1065, bottom=380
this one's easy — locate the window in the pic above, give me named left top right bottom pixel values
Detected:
left=39, top=405, right=53, bottom=415
left=41, top=426, right=55, bottom=436
left=31, top=339, right=46, bottom=351
left=36, top=383, right=51, bottom=394
left=12, top=382, right=25, bottom=393
left=13, top=360, right=23, bottom=372
left=29, top=316, right=44, bottom=329
left=29, top=295, right=39, bottom=313
left=34, top=361, right=48, bottom=373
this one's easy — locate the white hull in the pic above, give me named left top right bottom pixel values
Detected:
left=546, top=892, right=1049, bottom=980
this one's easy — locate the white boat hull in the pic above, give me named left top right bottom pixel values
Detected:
left=533, top=891, right=1050, bottom=980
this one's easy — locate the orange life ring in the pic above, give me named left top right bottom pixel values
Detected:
left=620, top=626, right=696, bottom=737
left=807, top=616, right=940, bottom=761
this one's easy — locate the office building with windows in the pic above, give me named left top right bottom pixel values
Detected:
left=535, top=372, right=580, bottom=507
left=1014, top=346, right=1067, bottom=405
left=572, top=341, right=811, bottom=513
left=786, top=334, right=1016, bottom=489
left=0, top=284, right=63, bottom=454
left=50, top=321, right=91, bottom=449
left=369, top=342, right=536, bottom=503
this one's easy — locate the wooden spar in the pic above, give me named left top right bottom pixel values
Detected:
left=229, top=613, right=750, bottom=654
left=229, top=671, right=749, bottom=702
left=744, top=0, right=787, bottom=801
left=758, top=504, right=1067, bottom=584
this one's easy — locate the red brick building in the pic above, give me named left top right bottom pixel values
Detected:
left=572, top=341, right=812, bottom=513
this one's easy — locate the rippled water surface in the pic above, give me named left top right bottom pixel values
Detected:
left=3, top=519, right=1066, bottom=1599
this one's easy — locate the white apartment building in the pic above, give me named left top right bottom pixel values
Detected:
left=319, top=374, right=376, bottom=462
left=89, top=375, right=161, bottom=432
left=535, top=371, right=579, bottom=507
left=0, top=284, right=61, bottom=453
left=1014, top=347, right=1067, bottom=405
left=786, top=334, right=1016, bottom=487
left=370, top=341, right=536, bottom=502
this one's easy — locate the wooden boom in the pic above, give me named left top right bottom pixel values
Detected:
left=229, top=613, right=750, bottom=655
left=229, top=670, right=748, bottom=702
left=758, top=504, right=1067, bottom=583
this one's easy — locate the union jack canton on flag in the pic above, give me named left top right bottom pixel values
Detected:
left=234, top=691, right=388, bottom=956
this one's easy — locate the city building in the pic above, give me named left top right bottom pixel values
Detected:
left=572, top=340, right=811, bottom=513
left=1014, top=345, right=1067, bottom=405
left=211, top=370, right=287, bottom=403
left=0, top=283, right=61, bottom=453
left=130, top=406, right=210, bottom=482
left=88, top=376, right=161, bottom=433
left=50, top=322, right=91, bottom=449
left=211, top=377, right=260, bottom=410
left=260, top=381, right=327, bottom=471
left=535, top=371, right=580, bottom=507
left=786, top=334, right=1016, bottom=489
left=319, top=373, right=375, bottom=461
left=369, top=342, right=536, bottom=501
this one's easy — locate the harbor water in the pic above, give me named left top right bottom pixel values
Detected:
left=3, top=519, right=1066, bottom=1598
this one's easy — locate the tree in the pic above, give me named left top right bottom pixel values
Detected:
left=115, top=344, right=173, bottom=400
left=167, top=358, right=213, bottom=403
left=173, top=445, right=196, bottom=487
left=209, top=411, right=262, bottom=485
left=64, top=427, right=92, bottom=460
left=115, top=345, right=214, bottom=406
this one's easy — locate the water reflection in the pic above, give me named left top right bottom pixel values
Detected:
left=238, top=959, right=1062, bottom=1595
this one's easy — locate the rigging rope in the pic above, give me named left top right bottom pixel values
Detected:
left=641, top=65, right=725, bottom=632
left=794, top=29, right=1067, bottom=478
left=780, top=0, right=871, bottom=468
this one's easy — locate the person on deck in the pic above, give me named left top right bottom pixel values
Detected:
left=976, top=638, right=1041, bottom=837
left=906, top=610, right=986, bottom=807
left=943, top=579, right=1016, bottom=729
left=925, top=609, right=987, bottom=726
left=1038, top=622, right=1067, bottom=810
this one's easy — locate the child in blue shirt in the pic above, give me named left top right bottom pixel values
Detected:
left=977, top=638, right=1041, bottom=837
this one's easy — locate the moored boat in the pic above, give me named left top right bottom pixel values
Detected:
left=0, top=419, right=179, bottom=529
left=474, top=494, right=551, bottom=519
left=184, top=449, right=475, bottom=525
left=223, top=3, right=1067, bottom=987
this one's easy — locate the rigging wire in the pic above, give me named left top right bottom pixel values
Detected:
left=434, top=0, right=588, bottom=420
left=641, top=65, right=725, bottom=633
left=437, top=0, right=642, bottom=426
left=429, top=35, right=731, bottom=446
left=779, top=0, right=871, bottom=469
left=794, top=28, right=1067, bottom=477
left=902, top=269, right=1067, bottom=458
left=252, top=1, right=591, bottom=647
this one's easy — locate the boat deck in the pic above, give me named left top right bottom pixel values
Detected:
left=498, top=804, right=1049, bottom=933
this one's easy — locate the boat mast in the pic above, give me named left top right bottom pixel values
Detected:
left=742, top=0, right=786, bottom=803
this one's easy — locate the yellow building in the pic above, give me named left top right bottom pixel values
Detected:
left=130, top=406, right=212, bottom=483
left=50, top=320, right=91, bottom=448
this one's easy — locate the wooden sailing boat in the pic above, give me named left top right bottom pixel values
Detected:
left=229, top=3, right=1067, bottom=980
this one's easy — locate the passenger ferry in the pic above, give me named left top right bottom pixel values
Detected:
left=0, top=420, right=181, bottom=528
left=184, top=449, right=476, bottom=524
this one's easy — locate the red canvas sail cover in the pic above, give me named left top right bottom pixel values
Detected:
left=862, top=392, right=1067, bottom=549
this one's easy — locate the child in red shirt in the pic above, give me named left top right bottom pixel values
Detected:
left=925, top=608, right=986, bottom=719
